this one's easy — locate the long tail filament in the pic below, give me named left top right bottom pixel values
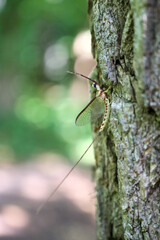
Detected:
left=37, top=131, right=100, bottom=214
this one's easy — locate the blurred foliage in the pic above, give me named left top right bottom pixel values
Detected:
left=0, top=0, right=92, bottom=161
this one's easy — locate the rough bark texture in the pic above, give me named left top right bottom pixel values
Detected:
left=88, top=0, right=160, bottom=239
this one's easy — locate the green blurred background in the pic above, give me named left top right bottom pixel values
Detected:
left=0, top=1, right=97, bottom=239
left=0, top=0, right=96, bottom=163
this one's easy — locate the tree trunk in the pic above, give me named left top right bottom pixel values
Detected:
left=88, top=0, right=160, bottom=239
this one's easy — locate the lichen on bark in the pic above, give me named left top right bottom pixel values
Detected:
left=88, top=0, right=160, bottom=239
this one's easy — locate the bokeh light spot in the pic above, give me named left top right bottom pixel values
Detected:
left=0, top=0, right=6, bottom=11
left=73, top=30, right=92, bottom=58
left=44, top=43, right=69, bottom=80
left=1, top=205, right=29, bottom=229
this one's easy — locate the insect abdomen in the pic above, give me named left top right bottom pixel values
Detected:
left=99, top=98, right=110, bottom=132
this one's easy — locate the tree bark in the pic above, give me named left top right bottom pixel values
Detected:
left=88, top=0, right=160, bottom=239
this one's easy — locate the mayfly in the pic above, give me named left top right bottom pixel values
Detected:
left=37, top=71, right=111, bottom=213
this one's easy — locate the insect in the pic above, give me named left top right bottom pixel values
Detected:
left=37, top=71, right=111, bottom=213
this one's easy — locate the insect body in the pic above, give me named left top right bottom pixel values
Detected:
left=73, top=71, right=110, bottom=133
left=37, top=71, right=111, bottom=213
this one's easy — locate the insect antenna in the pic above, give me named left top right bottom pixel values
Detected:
left=36, top=131, right=100, bottom=214
left=67, top=71, right=99, bottom=85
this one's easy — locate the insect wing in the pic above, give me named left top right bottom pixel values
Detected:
left=75, top=97, right=105, bottom=126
